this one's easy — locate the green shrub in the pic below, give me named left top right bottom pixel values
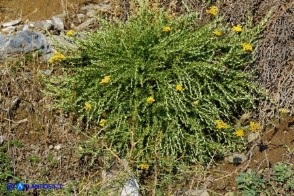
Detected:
left=45, top=4, right=265, bottom=164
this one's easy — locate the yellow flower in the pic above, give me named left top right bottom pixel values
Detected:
left=49, top=52, right=66, bottom=63
left=176, top=84, right=184, bottom=91
left=249, top=121, right=261, bottom=132
left=193, top=100, right=199, bottom=106
left=99, top=119, right=106, bottom=127
left=162, top=26, right=171, bottom=33
left=232, top=24, right=243, bottom=33
left=278, top=108, right=289, bottom=114
left=206, top=6, right=219, bottom=16
left=100, top=76, right=111, bottom=85
left=66, top=30, right=75, bottom=37
left=139, top=163, right=150, bottom=170
left=214, top=30, right=223, bottom=37
left=235, top=129, right=244, bottom=137
left=85, top=102, right=92, bottom=111
left=215, top=120, right=228, bottom=129
left=147, top=96, right=155, bottom=104
left=242, top=42, right=253, bottom=52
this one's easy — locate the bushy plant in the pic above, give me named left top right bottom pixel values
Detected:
left=45, top=4, right=265, bottom=164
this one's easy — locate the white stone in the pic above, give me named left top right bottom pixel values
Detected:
left=54, top=144, right=62, bottom=150
left=52, top=16, right=64, bottom=31
left=121, top=176, right=140, bottom=196
left=2, top=18, right=22, bottom=27
left=1, top=26, right=16, bottom=33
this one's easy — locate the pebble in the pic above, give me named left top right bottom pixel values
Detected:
left=1, top=26, right=16, bottom=34
left=248, top=132, right=260, bottom=142
left=29, top=20, right=53, bottom=31
left=76, top=18, right=95, bottom=30
left=54, top=144, right=62, bottom=150
left=1, top=18, right=22, bottom=27
left=0, top=135, right=5, bottom=144
left=52, top=16, right=64, bottom=31
left=185, top=189, right=209, bottom=196
left=225, top=153, right=247, bottom=164
left=121, top=176, right=140, bottom=196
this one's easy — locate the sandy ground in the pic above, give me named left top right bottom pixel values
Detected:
left=0, top=0, right=103, bottom=22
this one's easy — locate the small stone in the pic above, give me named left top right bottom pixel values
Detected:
left=1, top=26, right=16, bottom=33
left=52, top=16, right=64, bottom=31
left=2, top=18, right=22, bottom=27
left=42, top=69, right=52, bottom=75
left=121, top=176, right=140, bottom=196
left=49, top=145, right=53, bottom=149
left=185, top=189, right=209, bottom=196
left=77, top=14, right=85, bottom=23
left=86, top=9, right=97, bottom=17
left=54, top=144, right=62, bottom=150
left=76, top=18, right=95, bottom=30
left=22, top=25, right=30, bottom=31
left=225, top=153, right=247, bottom=164
left=0, top=135, right=5, bottom=144
left=248, top=132, right=260, bottom=142
left=29, top=20, right=52, bottom=31
left=224, top=192, right=234, bottom=196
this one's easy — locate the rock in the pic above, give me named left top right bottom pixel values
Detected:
left=22, top=25, right=30, bottom=31
left=81, top=3, right=111, bottom=12
left=0, top=30, right=48, bottom=59
left=121, top=176, right=140, bottom=196
left=224, top=192, right=234, bottom=196
left=52, top=16, right=64, bottom=31
left=54, top=144, right=62, bottom=150
left=225, top=153, right=247, bottom=164
left=0, top=135, right=5, bottom=144
left=29, top=20, right=53, bottom=31
left=1, top=26, right=16, bottom=34
left=77, top=14, right=85, bottom=23
left=185, top=189, right=209, bottom=196
left=76, top=18, right=95, bottom=30
left=49, top=35, right=78, bottom=50
left=248, top=132, right=260, bottom=142
left=42, top=69, right=52, bottom=75
left=86, top=9, right=97, bottom=17
left=2, top=18, right=22, bottom=27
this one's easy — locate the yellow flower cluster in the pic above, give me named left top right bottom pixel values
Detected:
left=278, top=108, right=289, bottom=114
left=214, top=30, right=223, bottom=37
left=249, top=121, right=261, bottom=132
left=147, top=96, right=155, bottom=104
left=85, top=102, right=91, bottom=111
left=176, top=84, right=184, bottom=91
left=215, top=120, right=228, bottom=129
left=232, top=24, right=243, bottom=32
left=49, top=52, right=65, bottom=63
left=139, top=163, right=150, bottom=170
left=66, top=30, right=75, bottom=37
left=100, top=76, right=111, bottom=85
left=235, top=129, right=244, bottom=137
left=206, top=6, right=219, bottom=16
left=99, top=119, right=106, bottom=127
left=162, top=26, right=171, bottom=33
left=242, top=42, right=253, bottom=52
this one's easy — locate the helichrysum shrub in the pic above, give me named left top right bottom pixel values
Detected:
left=45, top=6, right=265, bottom=164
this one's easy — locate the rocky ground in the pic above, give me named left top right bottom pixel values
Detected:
left=0, top=0, right=293, bottom=195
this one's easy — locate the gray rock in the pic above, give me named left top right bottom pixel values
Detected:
left=121, top=176, right=140, bottom=196
left=81, top=3, right=111, bottom=12
left=2, top=18, right=22, bottom=27
left=29, top=20, right=53, bottom=31
left=52, top=16, right=64, bottom=31
left=76, top=18, right=95, bottom=30
left=54, top=144, right=62, bottom=150
left=86, top=9, right=97, bottom=17
left=0, top=30, right=49, bottom=59
left=1, top=26, right=16, bottom=34
left=225, top=153, right=247, bottom=164
left=77, top=14, right=85, bottom=23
